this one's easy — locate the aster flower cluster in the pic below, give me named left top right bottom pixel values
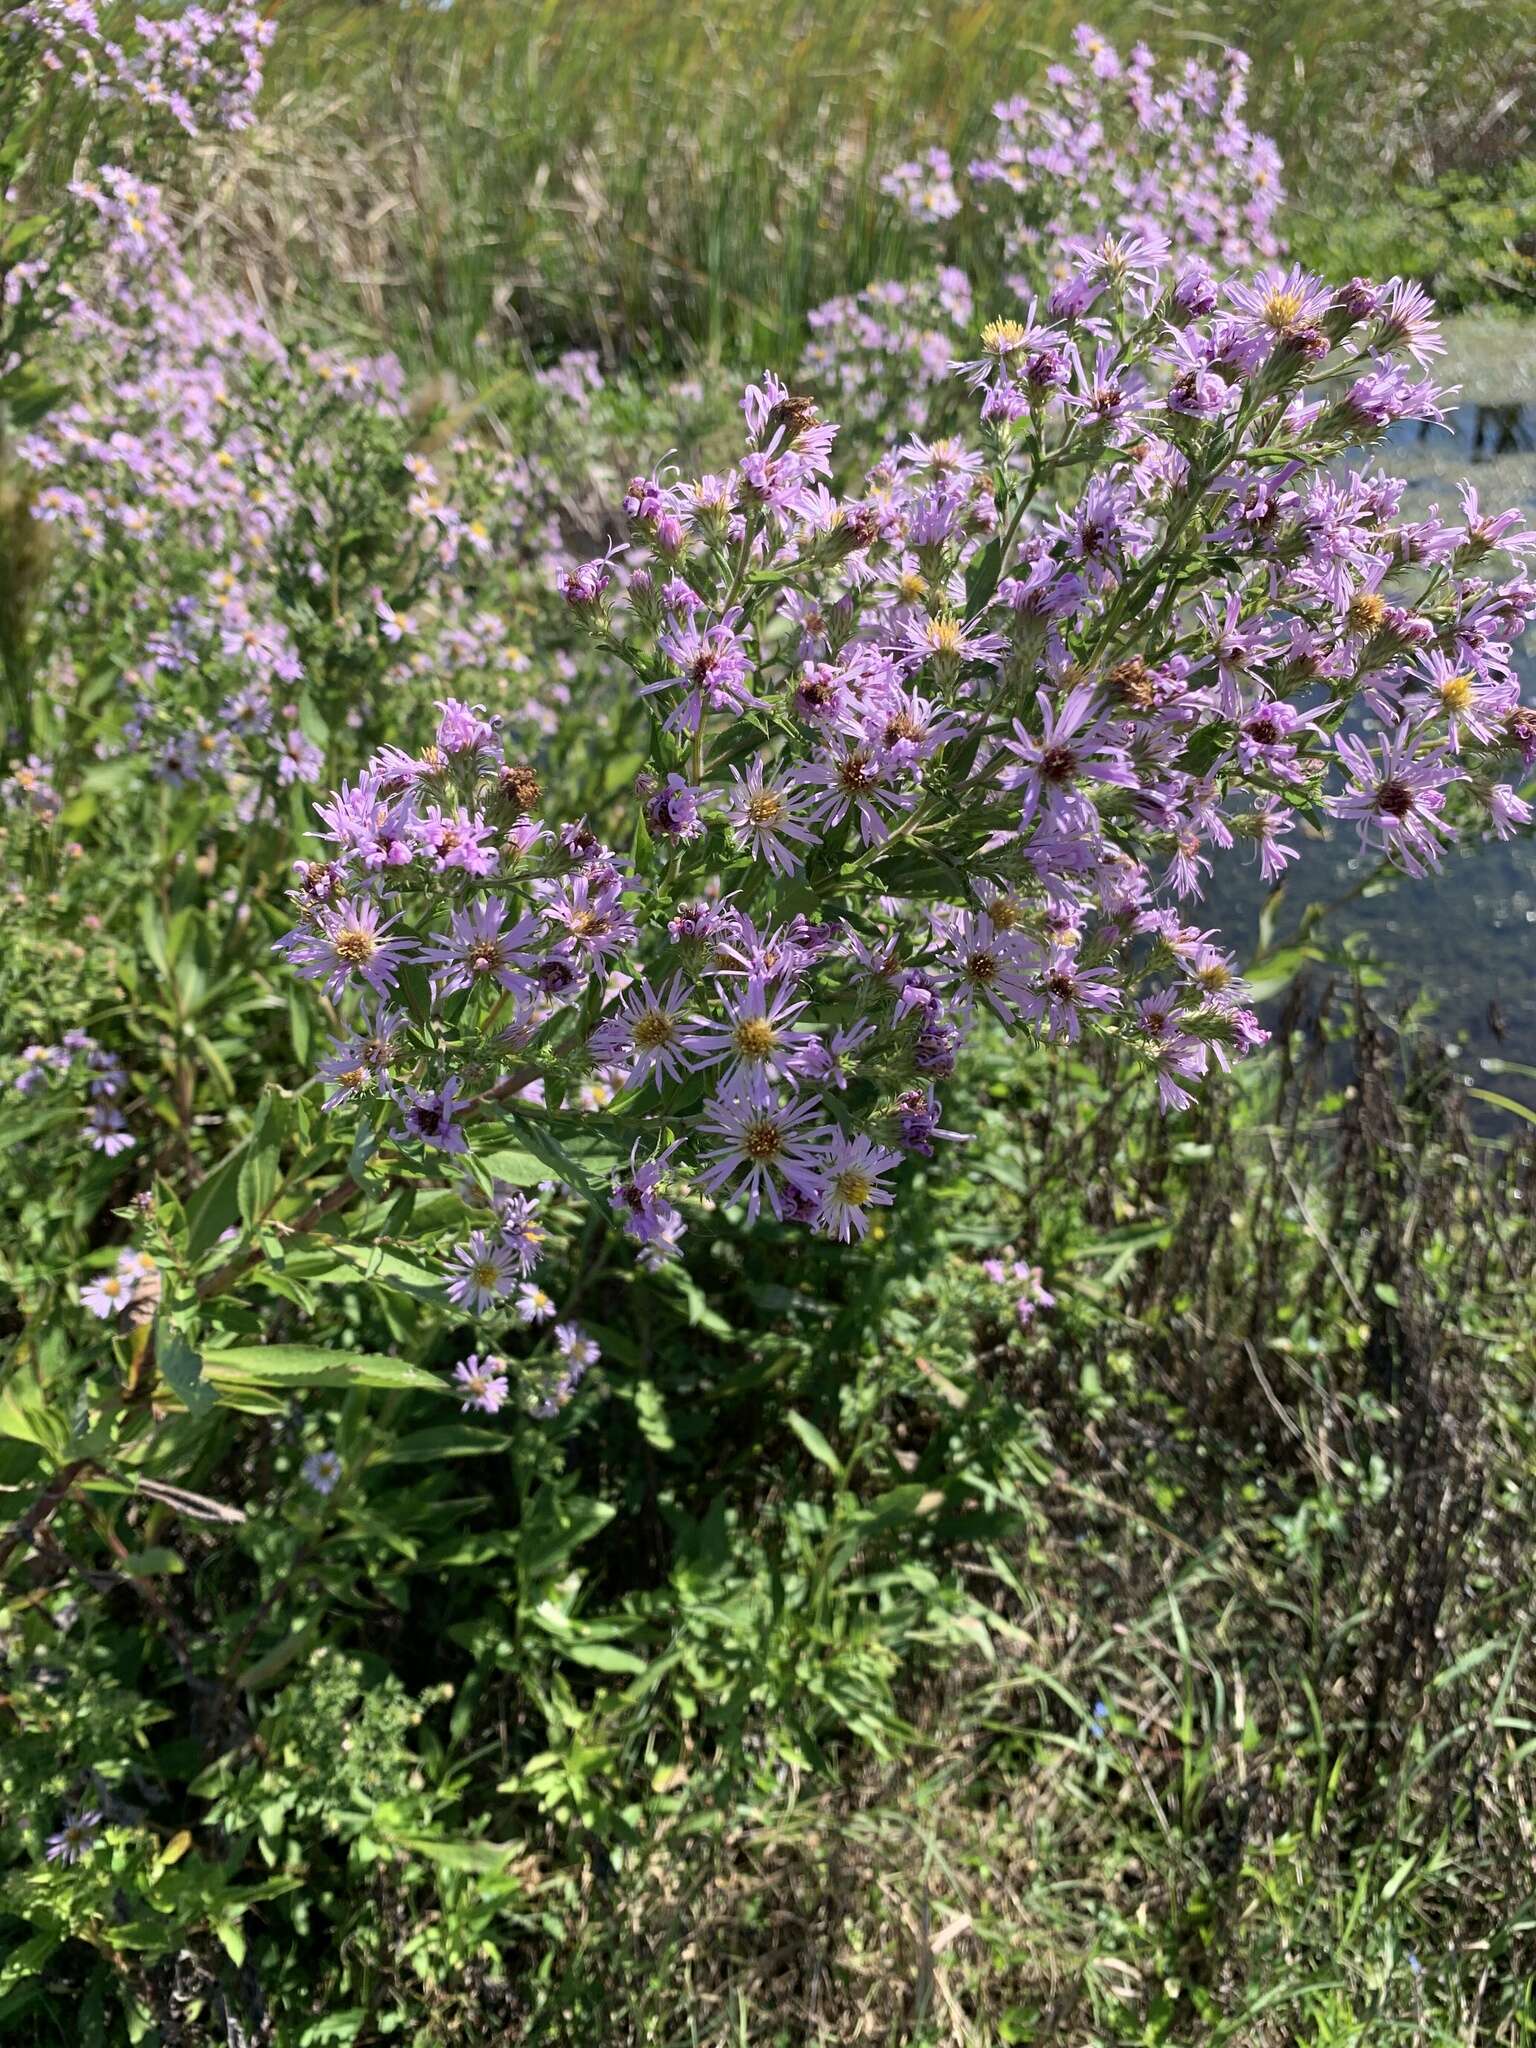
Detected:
left=2, top=0, right=272, bottom=393
left=981, top=1254, right=1057, bottom=1329
left=14, top=1028, right=134, bottom=1157
left=281, top=243, right=1535, bottom=1276
left=967, top=25, right=1284, bottom=285
left=451, top=1320, right=602, bottom=1421
left=14, top=175, right=602, bottom=824
left=77, top=1248, right=160, bottom=1323
left=10, top=0, right=273, bottom=138
left=802, top=269, right=975, bottom=435
left=1, top=754, right=62, bottom=823
left=802, top=24, right=1284, bottom=446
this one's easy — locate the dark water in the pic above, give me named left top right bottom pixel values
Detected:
left=1215, top=340, right=1536, bottom=1110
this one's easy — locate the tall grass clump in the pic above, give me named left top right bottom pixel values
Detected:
left=171, top=0, right=1536, bottom=371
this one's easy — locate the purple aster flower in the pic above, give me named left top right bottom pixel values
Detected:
left=897, top=612, right=1009, bottom=679
left=492, top=1189, right=547, bottom=1272
left=399, top=1078, right=470, bottom=1154
left=1408, top=652, right=1516, bottom=750
left=279, top=897, right=411, bottom=1002
left=86, top=1107, right=135, bottom=1156
left=80, top=1269, right=134, bottom=1319
left=798, top=741, right=914, bottom=846
left=611, top=1150, right=684, bottom=1247
left=538, top=875, right=637, bottom=968
left=683, top=976, right=817, bottom=1102
left=445, top=1230, right=518, bottom=1311
left=302, top=1448, right=342, bottom=1495
left=454, top=1354, right=510, bottom=1415
left=1247, top=796, right=1301, bottom=883
left=318, top=1002, right=408, bottom=1109
left=1163, top=330, right=1234, bottom=419
left=891, top=1086, right=968, bottom=1157
left=559, top=555, right=614, bottom=612
left=696, top=1087, right=830, bottom=1223
left=515, top=1281, right=558, bottom=1325
left=1227, top=264, right=1332, bottom=346
left=1370, top=278, right=1444, bottom=366
left=1328, top=725, right=1460, bottom=877
left=814, top=1132, right=902, bottom=1241
left=531, top=1324, right=599, bottom=1417
left=1486, top=783, right=1533, bottom=840
left=554, top=1321, right=601, bottom=1370
left=413, top=805, right=499, bottom=877
left=642, top=609, right=763, bottom=734
left=1022, top=951, right=1121, bottom=1042
left=1061, top=476, right=1145, bottom=586
left=589, top=975, right=695, bottom=1090
left=1234, top=698, right=1324, bottom=784
left=644, top=773, right=704, bottom=843
left=45, top=1810, right=102, bottom=1866
left=797, top=1020, right=876, bottom=1091
left=719, top=760, right=819, bottom=876
left=933, top=911, right=1037, bottom=1025
left=421, top=897, right=541, bottom=998
left=1001, top=687, right=1136, bottom=831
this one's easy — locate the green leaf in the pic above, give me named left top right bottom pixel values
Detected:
left=201, top=1345, right=445, bottom=1393
left=237, top=1089, right=286, bottom=1232
left=1467, top=1087, right=1536, bottom=1128
left=1242, top=944, right=1322, bottom=1002
left=382, top=1831, right=528, bottom=1875
left=0, top=1929, right=61, bottom=1996
left=385, top=1425, right=509, bottom=1463
left=0, top=1379, right=70, bottom=1457
left=786, top=1411, right=843, bottom=1478
left=518, top=1490, right=616, bottom=1583
left=185, top=1135, right=254, bottom=1260
left=558, top=1640, right=648, bottom=1675
left=478, top=1146, right=551, bottom=1189
left=121, top=1547, right=185, bottom=1576
left=633, top=1379, right=674, bottom=1451
left=158, top=1323, right=213, bottom=1417
left=963, top=535, right=1003, bottom=615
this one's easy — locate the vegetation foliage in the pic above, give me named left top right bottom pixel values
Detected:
left=1, top=4, right=1534, bottom=2045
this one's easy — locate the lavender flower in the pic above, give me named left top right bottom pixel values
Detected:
left=45, top=1809, right=103, bottom=1865
left=453, top=1354, right=510, bottom=1415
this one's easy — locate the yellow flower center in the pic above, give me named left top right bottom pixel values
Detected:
left=333, top=926, right=376, bottom=965
left=1347, top=591, right=1387, bottom=635
left=981, top=318, right=1028, bottom=355
left=733, top=1018, right=778, bottom=1059
left=833, top=1169, right=873, bottom=1207
left=1438, top=672, right=1474, bottom=714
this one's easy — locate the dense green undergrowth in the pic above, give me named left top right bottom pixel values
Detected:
left=6, top=997, right=1535, bottom=2045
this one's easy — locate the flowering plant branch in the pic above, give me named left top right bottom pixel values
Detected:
left=275, top=256, right=1534, bottom=1377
